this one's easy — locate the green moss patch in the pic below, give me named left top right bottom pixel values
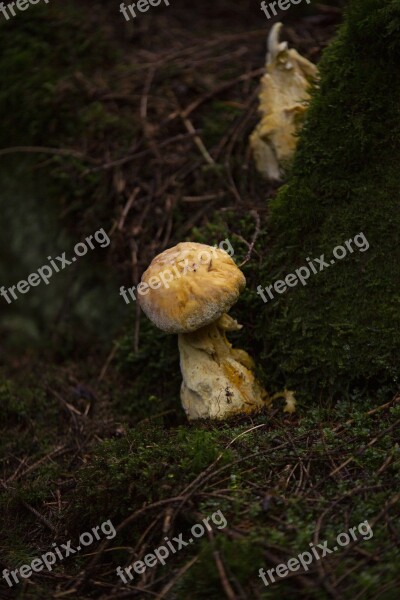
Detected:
left=255, top=0, right=400, bottom=398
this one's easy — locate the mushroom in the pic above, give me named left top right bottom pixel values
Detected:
left=138, top=242, right=295, bottom=420
left=249, top=22, right=318, bottom=181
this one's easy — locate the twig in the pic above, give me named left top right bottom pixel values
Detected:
left=4, top=446, right=67, bottom=484
left=98, top=342, right=119, bottom=382
left=82, top=132, right=198, bottom=174
left=141, top=67, right=162, bottom=162
left=332, top=394, right=400, bottom=433
left=20, top=500, right=57, bottom=533
left=72, top=496, right=186, bottom=589
left=0, top=146, right=97, bottom=163
left=109, top=187, right=140, bottom=237
left=238, top=210, right=261, bottom=267
left=155, top=556, right=198, bottom=600
left=167, top=68, right=264, bottom=121
left=180, top=113, right=215, bottom=165
left=213, top=550, right=237, bottom=600
left=328, top=419, right=400, bottom=478
left=130, top=238, right=141, bottom=353
left=182, top=192, right=225, bottom=203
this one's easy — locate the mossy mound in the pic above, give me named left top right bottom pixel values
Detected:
left=257, top=0, right=400, bottom=398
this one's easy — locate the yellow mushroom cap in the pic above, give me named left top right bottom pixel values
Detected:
left=138, top=242, right=246, bottom=334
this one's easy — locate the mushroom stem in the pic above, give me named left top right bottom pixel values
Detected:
left=178, top=313, right=270, bottom=420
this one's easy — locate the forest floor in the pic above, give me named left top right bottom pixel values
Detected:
left=1, top=1, right=400, bottom=599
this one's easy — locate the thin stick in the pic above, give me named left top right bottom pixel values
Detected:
left=0, top=146, right=97, bottom=163
left=20, top=500, right=57, bottom=533
left=213, top=550, right=237, bottom=600
left=155, top=556, right=198, bottom=600
left=167, top=68, right=264, bottom=121
left=238, top=211, right=261, bottom=267
left=180, top=114, right=215, bottom=165
left=332, top=394, right=400, bottom=433
left=5, top=446, right=67, bottom=484
left=98, top=342, right=119, bottom=382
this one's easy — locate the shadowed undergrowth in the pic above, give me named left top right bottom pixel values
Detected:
left=1, top=370, right=399, bottom=598
left=1, top=1, right=398, bottom=599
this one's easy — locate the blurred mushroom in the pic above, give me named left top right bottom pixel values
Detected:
left=249, top=23, right=318, bottom=181
left=138, top=242, right=295, bottom=420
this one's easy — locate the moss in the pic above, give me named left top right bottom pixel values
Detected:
left=253, top=0, right=400, bottom=399
left=0, top=3, right=117, bottom=147
left=0, top=377, right=59, bottom=457
left=176, top=535, right=265, bottom=599
left=114, top=317, right=182, bottom=422
left=1, top=368, right=399, bottom=597
left=62, top=399, right=400, bottom=597
left=0, top=3, right=132, bottom=354
left=69, top=424, right=233, bottom=532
